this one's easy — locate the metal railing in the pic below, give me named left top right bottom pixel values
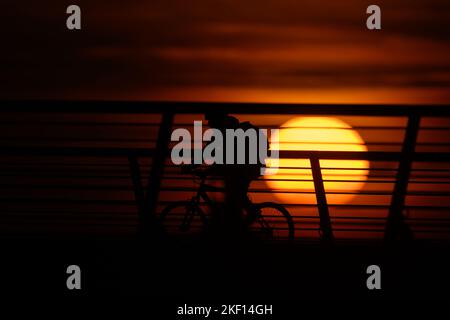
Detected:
left=1, top=100, right=450, bottom=242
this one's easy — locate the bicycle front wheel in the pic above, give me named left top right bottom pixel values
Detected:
left=247, top=202, right=295, bottom=242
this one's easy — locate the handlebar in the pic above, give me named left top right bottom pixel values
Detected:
left=180, top=165, right=209, bottom=179
left=180, top=165, right=224, bottom=192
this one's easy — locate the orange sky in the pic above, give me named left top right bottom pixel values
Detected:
left=2, top=0, right=450, bottom=104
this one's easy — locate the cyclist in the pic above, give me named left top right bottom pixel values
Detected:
left=199, top=111, right=266, bottom=237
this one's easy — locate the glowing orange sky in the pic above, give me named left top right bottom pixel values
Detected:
left=2, top=0, right=450, bottom=104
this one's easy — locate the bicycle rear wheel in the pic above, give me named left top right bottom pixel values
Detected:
left=246, top=202, right=295, bottom=242
left=159, top=201, right=208, bottom=235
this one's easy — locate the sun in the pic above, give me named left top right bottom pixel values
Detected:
left=265, top=117, right=369, bottom=205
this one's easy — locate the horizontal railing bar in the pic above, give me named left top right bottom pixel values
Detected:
left=0, top=121, right=162, bottom=126
left=155, top=186, right=450, bottom=196
left=0, top=165, right=429, bottom=173
left=0, top=164, right=397, bottom=171
left=0, top=172, right=448, bottom=182
left=2, top=147, right=450, bottom=162
left=0, top=198, right=138, bottom=204
left=5, top=210, right=450, bottom=223
left=2, top=120, right=447, bottom=130
left=0, top=147, right=154, bottom=156
left=279, top=151, right=450, bottom=161
left=2, top=101, right=450, bottom=116
left=0, top=138, right=158, bottom=142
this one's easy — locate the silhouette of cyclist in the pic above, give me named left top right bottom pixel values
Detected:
left=201, top=111, right=266, bottom=237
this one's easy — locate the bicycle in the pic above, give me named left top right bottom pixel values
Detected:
left=159, top=168, right=295, bottom=242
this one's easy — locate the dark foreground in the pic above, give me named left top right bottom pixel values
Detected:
left=1, top=235, right=450, bottom=302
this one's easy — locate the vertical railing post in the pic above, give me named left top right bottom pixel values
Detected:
left=128, top=154, right=146, bottom=219
left=384, top=114, right=420, bottom=242
left=310, top=156, right=334, bottom=243
left=140, top=111, right=174, bottom=236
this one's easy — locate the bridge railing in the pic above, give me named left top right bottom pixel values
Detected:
left=2, top=101, right=450, bottom=242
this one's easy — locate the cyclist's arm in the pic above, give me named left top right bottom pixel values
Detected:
left=190, top=163, right=223, bottom=177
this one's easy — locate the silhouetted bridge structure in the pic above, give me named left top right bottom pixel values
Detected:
left=1, top=101, right=450, bottom=244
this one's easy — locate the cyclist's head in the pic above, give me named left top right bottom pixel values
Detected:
left=205, top=111, right=228, bottom=128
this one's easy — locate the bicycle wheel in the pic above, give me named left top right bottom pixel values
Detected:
left=159, top=201, right=208, bottom=235
left=246, top=202, right=295, bottom=242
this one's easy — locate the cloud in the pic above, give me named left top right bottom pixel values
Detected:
left=1, top=0, right=450, bottom=102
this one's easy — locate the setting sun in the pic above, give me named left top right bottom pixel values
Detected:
left=265, top=117, right=369, bottom=205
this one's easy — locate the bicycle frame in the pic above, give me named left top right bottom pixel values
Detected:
left=190, top=175, right=218, bottom=207
left=187, top=174, right=261, bottom=227
left=180, top=175, right=220, bottom=230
